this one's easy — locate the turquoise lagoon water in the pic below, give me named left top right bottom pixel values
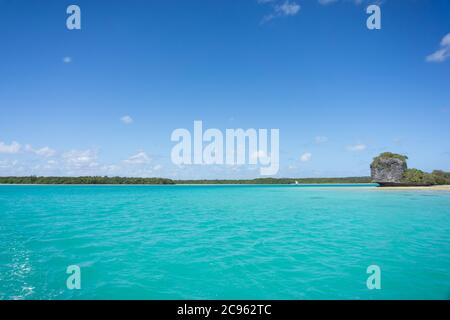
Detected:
left=1, top=184, right=450, bottom=300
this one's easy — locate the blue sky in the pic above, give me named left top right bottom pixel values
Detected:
left=0, top=0, right=449, bottom=179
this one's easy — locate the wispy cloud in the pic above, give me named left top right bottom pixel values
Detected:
left=0, top=144, right=168, bottom=177
left=300, top=152, right=312, bottom=162
left=315, top=136, right=329, bottom=144
left=124, top=151, right=151, bottom=165
left=63, top=149, right=98, bottom=168
left=0, top=159, right=18, bottom=169
left=25, top=145, right=56, bottom=157
left=0, top=141, right=21, bottom=154
left=277, top=1, right=301, bottom=15
left=260, top=1, right=301, bottom=23
left=120, top=115, right=134, bottom=125
left=426, top=33, right=450, bottom=63
left=347, top=143, right=367, bottom=152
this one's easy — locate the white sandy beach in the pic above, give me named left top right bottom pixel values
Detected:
left=377, top=185, right=450, bottom=191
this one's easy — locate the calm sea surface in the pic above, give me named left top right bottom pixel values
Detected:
left=1, top=185, right=449, bottom=300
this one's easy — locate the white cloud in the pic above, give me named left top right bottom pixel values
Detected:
left=426, top=49, right=449, bottom=63
left=315, top=136, right=329, bottom=144
left=35, top=147, right=56, bottom=157
left=442, top=33, right=450, bottom=46
left=63, top=56, right=72, bottom=63
left=0, top=159, right=18, bottom=169
left=261, top=1, right=301, bottom=23
left=0, top=141, right=21, bottom=154
left=100, top=164, right=120, bottom=174
left=120, top=115, right=133, bottom=124
left=300, top=152, right=312, bottom=162
left=25, top=144, right=56, bottom=157
left=426, top=33, right=450, bottom=63
left=277, top=1, right=301, bottom=15
left=0, top=146, right=168, bottom=177
left=347, top=143, right=367, bottom=151
left=124, top=151, right=151, bottom=164
left=63, top=149, right=98, bottom=168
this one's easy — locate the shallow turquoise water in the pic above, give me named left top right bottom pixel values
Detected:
left=1, top=185, right=450, bottom=300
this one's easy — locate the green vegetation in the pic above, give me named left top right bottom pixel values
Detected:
left=371, top=152, right=408, bottom=168
left=402, top=169, right=435, bottom=185
left=401, top=169, right=450, bottom=186
left=431, top=170, right=450, bottom=185
left=0, top=176, right=175, bottom=185
left=175, top=177, right=373, bottom=184
left=371, top=151, right=450, bottom=186
left=0, top=176, right=373, bottom=185
left=1, top=172, right=448, bottom=186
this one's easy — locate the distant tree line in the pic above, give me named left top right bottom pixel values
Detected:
left=2, top=174, right=449, bottom=185
left=0, top=176, right=175, bottom=185
left=174, top=177, right=373, bottom=184
left=402, top=169, right=450, bottom=186
left=0, top=176, right=375, bottom=185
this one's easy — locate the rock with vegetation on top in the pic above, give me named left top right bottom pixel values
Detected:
left=370, top=152, right=408, bottom=184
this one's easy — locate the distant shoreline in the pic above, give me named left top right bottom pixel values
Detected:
left=376, top=185, right=450, bottom=191
left=0, top=176, right=373, bottom=185
left=2, top=183, right=450, bottom=189
left=1, top=176, right=449, bottom=189
left=0, top=183, right=377, bottom=186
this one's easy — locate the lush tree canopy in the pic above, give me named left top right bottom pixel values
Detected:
left=0, top=176, right=373, bottom=185
left=371, top=152, right=408, bottom=168
left=0, top=176, right=174, bottom=185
